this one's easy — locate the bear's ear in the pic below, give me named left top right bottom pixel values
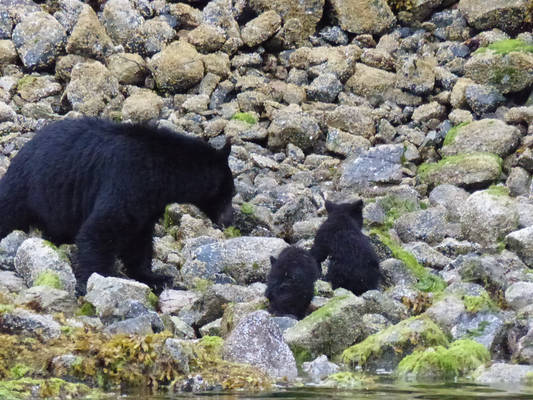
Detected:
left=325, top=200, right=336, bottom=213
left=353, top=199, right=364, bottom=210
left=270, top=256, right=276, bottom=265
left=219, top=137, right=232, bottom=159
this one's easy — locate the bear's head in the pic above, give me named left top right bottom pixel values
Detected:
left=325, top=199, right=364, bottom=228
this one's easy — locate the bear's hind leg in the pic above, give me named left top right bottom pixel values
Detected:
left=119, top=227, right=172, bottom=294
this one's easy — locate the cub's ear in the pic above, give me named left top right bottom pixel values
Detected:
left=325, top=200, right=336, bottom=213
left=219, top=137, right=232, bottom=158
left=270, top=256, right=276, bottom=265
left=353, top=199, right=364, bottom=210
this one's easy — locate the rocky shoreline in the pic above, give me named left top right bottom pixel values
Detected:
left=0, top=0, right=532, bottom=397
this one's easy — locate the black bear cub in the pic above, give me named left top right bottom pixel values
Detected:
left=0, top=117, right=235, bottom=294
left=311, top=199, right=381, bottom=296
left=266, top=246, right=320, bottom=320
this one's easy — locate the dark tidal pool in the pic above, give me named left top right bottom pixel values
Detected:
left=118, top=382, right=533, bottom=400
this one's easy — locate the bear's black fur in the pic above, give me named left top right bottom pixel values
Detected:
left=311, top=199, right=381, bottom=295
left=0, top=117, right=235, bottom=293
left=265, top=246, right=320, bottom=320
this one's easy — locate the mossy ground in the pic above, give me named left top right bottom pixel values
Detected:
left=396, top=339, right=490, bottom=381
left=341, top=316, right=449, bottom=370
left=474, top=39, right=533, bottom=56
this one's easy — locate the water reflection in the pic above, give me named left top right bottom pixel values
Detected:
left=120, top=382, right=533, bottom=400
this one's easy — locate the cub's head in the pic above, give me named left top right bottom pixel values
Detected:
left=325, top=199, right=364, bottom=228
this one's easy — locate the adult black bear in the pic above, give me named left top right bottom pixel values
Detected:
left=266, top=246, right=320, bottom=320
left=0, top=118, right=235, bottom=294
left=311, top=200, right=381, bottom=296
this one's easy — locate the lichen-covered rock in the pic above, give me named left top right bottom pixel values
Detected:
left=394, top=206, right=459, bottom=244
left=325, top=105, right=375, bottom=138
left=329, top=0, right=395, bottom=35
left=267, top=104, right=321, bottom=150
left=340, top=144, right=404, bottom=189
left=458, top=0, right=529, bottom=32
left=418, top=152, right=502, bottom=189
left=284, top=294, right=366, bottom=361
left=14, top=238, right=76, bottom=295
left=181, top=237, right=288, bottom=287
left=101, top=0, right=143, bottom=48
left=12, top=12, right=66, bottom=70
left=450, top=311, right=506, bottom=352
left=65, top=60, right=120, bottom=116
left=505, top=281, right=533, bottom=311
left=0, top=230, right=28, bottom=270
left=241, top=11, right=281, bottom=48
left=66, top=5, right=114, bottom=59
left=425, top=296, right=466, bottom=333
left=223, top=310, right=297, bottom=381
left=107, top=53, right=147, bottom=85
left=342, top=315, right=449, bottom=372
left=460, top=189, right=519, bottom=246
left=442, top=119, right=520, bottom=158
left=186, top=23, right=226, bottom=54
left=127, top=17, right=175, bottom=56
left=0, top=39, right=17, bottom=64
left=428, top=184, right=469, bottom=222
left=326, top=128, right=371, bottom=157
left=464, top=44, right=533, bottom=94
left=346, top=63, right=396, bottom=100
left=505, top=226, right=533, bottom=268
left=396, top=56, right=436, bottom=96
left=16, top=75, right=62, bottom=103
left=84, top=273, right=153, bottom=320
left=149, top=40, right=205, bottom=93
left=121, top=90, right=163, bottom=122
left=404, top=242, right=452, bottom=269
left=0, top=308, right=61, bottom=341
left=159, top=289, right=201, bottom=315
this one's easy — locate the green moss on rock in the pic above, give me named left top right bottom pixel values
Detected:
left=474, top=39, right=533, bottom=56
left=396, top=339, right=490, bottom=380
left=486, top=184, right=510, bottom=197
left=442, top=122, right=470, bottom=146
left=33, top=270, right=63, bottom=290
left=379, top=195, right=419, bottom=228
left=322, top=371, right=375, bottom=389
left=224, top=226, right=241, bottom=238
left=231, top=112, right=257, bottom=125
left=341, top=315, right=449, bottom=371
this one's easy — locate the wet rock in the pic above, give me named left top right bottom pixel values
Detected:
left=425, top=295, right=466, bottom=334
left=458, top=0, right=529, bottom=33
left=464, top=46, right=533, bottom=94
left=84, top=273, right=153, bottom=320
left=284, top=293, right=366, bottom=360
left=223, top=310, right=297, bottom=381
left=65, top=60, right=120, bottom=116
left=12, top=12, right=67, bottom=70
left=505, top=227, right=533, bottom=268
left=342, top=315, right=448, bottom=372
left=319, top=26, right=348, bottom=45
left=0, top=308, right=61, bottom=341
left=107, top=53, right=147, bottom=85
left=302, top=355, right=340, bottom=383
left=241, top=11, right=281, bottom=48
left=267, top=104, right=321, bottom=150
left=101, top=0, right=143, bottom=48
left=404, top=242, right=452, bottom=269
left=307, top=73, right=343, bottom=103
left=460, top=189, right=519, bottom=246
left=418, top=152, right=503, bottom=190
left=340, top=144, right=404, bottom=189
left=451, top=311, right=506, bottom=354
left=329, top=0, right=395, bottom=35
left=505, top=281, right=533, bottom=311
left=122, top=90, right=163, bottom=122
left=0, top=230, right=28, bottom=270
left=164, top=338, right=192, bottom=374
left=465, top=84, right=505, bottom=115
left=15, top=286, right=76, bottom=314
left=361, top=290, right=409, bottom=324
left=15, top=238, right=76, bottom=295
left=442, top=119, right=520, bottom=158
left=66, top=5, right=114, bottom=59
left=149, top=40, right=205, bottom=93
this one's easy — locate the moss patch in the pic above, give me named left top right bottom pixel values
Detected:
left=463, top=292, right=497, bottom=313
left=148, top=291, right=159, bottom=310
left=442, top=122, right=469, bottom=146
left=231, top=112, right=257, bottom=125
left=224, top=226, right=241, bottom=238
left=341, top=315, right=449, bottom=370
left=386, top=0, right=415, bottom=12
left=322, top=371, right=375, bottom=389
left=396, top=339, right=489, bottom=381
left=77, top=301, right=96, bottom=317
left=33, top=270, right=63, bottom=290
left=378, top=195, right=419, bottom=229
left=486, top=184, right=510, bottom=197
left=474, top=39, right=533, bottom=56
left=371, top=229, right=446, bottom=293
left=16, top=76, right=38, bottom=92
left=240, top=202, right=255, bottom=216
left=0, top=377, right=97, bottom=399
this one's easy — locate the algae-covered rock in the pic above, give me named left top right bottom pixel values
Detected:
left=346, top=63, right=396, bottom=100
left=460, top=188, right=519, bottom=247
left=284, top=294, right=366, bottom=362
left=341, top=315, right=449, bottom=372
left=417, top=152, right=502, bottom=190
left=396, top=339, right=490, bottom=381
left=441, top=119, right=520, bottom=158
left=14, top=238, right=76, bottom=295
left=15, top=286, right=76, bottom=314
left=223, top=310, right=297, bottom=381
left=464, top=41, right=533, bottom=94
left=107, top=53, right=147, bottom=85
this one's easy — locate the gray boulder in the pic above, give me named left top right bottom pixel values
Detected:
left=0, top=308, right=61, bottom=341
left=394, top=206, right=459, bottom=244
left=267, top=104, right=321, bottom=150
left=0, top=230, right=28, bottom=270
left=505, top=226, right=533, bottom=267
left=15, top=286, right=76, bottom=314
left=505, top=281, right=533, bottom=311
left=329, top=0, right=395, bottom=35
left=101, top=0, right=143, bottom=47
left=476, top=363, right=533, bottom=384
left=458, top=0, right=529, bottom=32
left=302, top=355, right=340, bottom=383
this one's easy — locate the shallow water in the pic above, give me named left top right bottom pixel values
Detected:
left=118, top=382, right=533, bottom=400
